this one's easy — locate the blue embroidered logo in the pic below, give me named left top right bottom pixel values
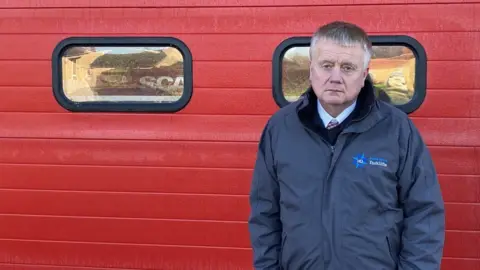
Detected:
left=352, top=153, right=368, bottom=168
left=353, top=153, right=388, bottom=168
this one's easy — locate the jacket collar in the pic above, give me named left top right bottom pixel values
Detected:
left=317, top=98, right=357, bottom=127
left=296, top=78, right=386, bottom=134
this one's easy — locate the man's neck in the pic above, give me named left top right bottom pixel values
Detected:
left=320, top=100, right=356, bottom=118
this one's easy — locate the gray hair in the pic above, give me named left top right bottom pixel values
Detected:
left=309, top=21, right=373, bottom=69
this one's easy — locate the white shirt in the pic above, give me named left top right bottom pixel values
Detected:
left=317, top=99, right=357, bottom=128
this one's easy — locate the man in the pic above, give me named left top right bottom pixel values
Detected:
left=248, top=21, right=445, bottom=269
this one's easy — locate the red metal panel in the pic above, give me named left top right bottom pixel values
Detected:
left=476, top=148, right=480, bottom=173
left=412, top=118, right=480, bottom=147
left=430, top=147, right=477, bottom=175
left=0, top=5, right=476, bottom=34
left=0, top=61, right=50, bottom=86
left=0, top=190, right=249, bottom=221
left=0, top=169, right=478, bottom=200
left=0, top=245, right=480, bottom=270
left=0, top=87, right=279, bottom=115
left=0, top=239, right=252, bottom=269
left=0, top=34, right=63, bottom=60
left=445, top=204, right=480, bottom=230
left=0, top=265, right=127, bottom=270
left=5, top=165, right=478, bottom=201
left=183, top=88, right=278, bottom=115
left=0, top=164, right=253, bottom=194
left=1, top=0, right=478, bottom=8
left=0, top=34, right=288, bottom=62
left=0, top=139, right=257, bottom=168
left=3, top=114, right=480, bottom=146
left=0, top=113, right=268, bottom=141
left=441, top=259, right=480, bottom=270
left=427, top=61, right=480, bottom=89
left=0, top=218, right=475, bottom=257
left=1, top=32, right=479, bottom=61
left=183, top=34, right=285, bottom=61
left=410, top=32, right=480, bottom=61
left=444, top=231, right=480, bottom=259
left=1, top=189, right=477, bottom=230
left=0, top=86, right=67, bottom=113
left=474, top=92, right=480, bottom=117
left=0, top=215, right=250, bottom=248
left=0, top=190, right=476, bottom=230
left=411, top=90, right=479, bottom=118
left=439, top=175, right=480, bottom=203
left=0, top=140, right=477, bottom=175
left=194, top=62, right=270, bottom=88
left=476, top=4, right=480, bottom=29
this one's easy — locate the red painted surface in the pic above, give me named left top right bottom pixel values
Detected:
left=0, top=0, right=478, bottom=9
left=0, top=1, right=478, bottom=269
left=1, top=32, right=480, bottom=61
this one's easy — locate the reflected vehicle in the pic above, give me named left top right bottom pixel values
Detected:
left=61, top=46, right=185, bottom=103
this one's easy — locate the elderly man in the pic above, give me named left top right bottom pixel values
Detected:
left=248, top=21, right=445, bottom=269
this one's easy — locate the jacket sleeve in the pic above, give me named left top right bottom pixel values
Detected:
left=248, top=120, right=282, bottom=269
left=397, top=119, right=445, bottom=270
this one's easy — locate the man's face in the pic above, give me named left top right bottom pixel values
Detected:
left=309, top=39, right=369, bottom=107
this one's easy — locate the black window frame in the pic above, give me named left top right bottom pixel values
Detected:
left=52, top=36, right=193, bottom=112
left=272, top=35, right=427, bottom=114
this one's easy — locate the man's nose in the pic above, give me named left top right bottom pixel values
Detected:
left=329, top=66, right=342, bottom=83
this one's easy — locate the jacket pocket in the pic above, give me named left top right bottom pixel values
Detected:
left=386, top=236, right=398, bottom=264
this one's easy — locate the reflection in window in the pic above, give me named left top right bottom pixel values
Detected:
left=61, top=46, right=185, bottom=103
left=282, top=45, right=416, bottom=105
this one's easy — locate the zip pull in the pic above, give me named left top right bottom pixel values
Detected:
left=330, top=145, right=335, bottom=153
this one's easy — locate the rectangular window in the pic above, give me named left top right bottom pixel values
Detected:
left=53, top=37, right=192, bottom=112
left=273, top=36, right=426, bottom=114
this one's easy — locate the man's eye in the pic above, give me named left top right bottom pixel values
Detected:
left=342, top=65, right=354, bottom=71
left=322, top=63, right=333, bottom=69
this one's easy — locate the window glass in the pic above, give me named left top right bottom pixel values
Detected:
left=281, top=45, right=416, bottom=105
left=62, top=46, right=185, bottom=103
left=53, top=37, right=192, bottom=112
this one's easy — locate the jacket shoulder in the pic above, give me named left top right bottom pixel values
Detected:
left=265, top=98, right=303, bottom=130
left=376, top=100, right=412, bottom=126
left=376, top=100, right=426, bottom=148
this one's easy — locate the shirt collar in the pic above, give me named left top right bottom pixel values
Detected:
left=317, top=99, right=357, bottom=127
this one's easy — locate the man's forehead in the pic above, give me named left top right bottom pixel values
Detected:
left=313, top=40, right=365, bottom=62
left=315, top=38, right=364, bottom=50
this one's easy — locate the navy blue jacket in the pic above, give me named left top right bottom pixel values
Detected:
left=248, top=80, right=445, bottom=269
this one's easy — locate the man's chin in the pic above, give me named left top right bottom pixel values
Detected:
left=321, top=97, right=345, bottom=106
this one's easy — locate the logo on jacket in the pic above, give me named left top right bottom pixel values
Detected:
left=353, top=153, right=388, bottom=168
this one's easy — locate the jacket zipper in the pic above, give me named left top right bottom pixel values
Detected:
left=297, top=91, right=374, bottom=266
left=304, top=103, right=373, bottom=266
left=326, top=102, right=373, bottom=166
left=302, top=125, right=344, bottom=266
